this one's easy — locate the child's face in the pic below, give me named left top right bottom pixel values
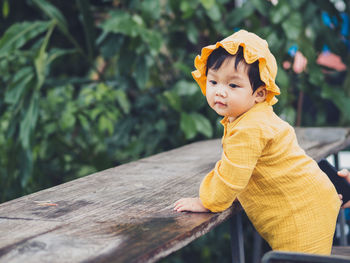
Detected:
left=206, top=56, right=263, bottom=122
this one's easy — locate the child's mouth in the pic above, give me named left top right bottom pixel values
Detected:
left=215, top=101, right=226, bottom=106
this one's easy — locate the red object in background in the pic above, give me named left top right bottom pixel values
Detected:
left=293, top=51, right=308, bottom=74
left=283, top=51, right=347, bottom=74
left=317, top=51, right=347, bottom=71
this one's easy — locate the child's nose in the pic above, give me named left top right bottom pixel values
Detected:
left=215, top=86, right=227, bottom=98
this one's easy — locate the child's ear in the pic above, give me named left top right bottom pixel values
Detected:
left=254, top=86, right=267, bottom=103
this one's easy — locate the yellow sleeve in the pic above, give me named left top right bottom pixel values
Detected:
left=199, top=127, right=266, bottom=212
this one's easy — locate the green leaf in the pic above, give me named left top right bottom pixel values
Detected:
left=282, top=13, right=302, bottom=40
left=270, top=2, right=290, bottom=24
left=279, top=106, right=296, bottom=126
left=5, top=67, right=34, bottom=104
left=2, top=0, right=9, bottom=18
left=132, top=14, right=143, bottom=26
left=186, top=22, right=199, bottom=44
left=180, top=112, right=197, bottom=139
left=98, top=34, right=124, bottom=59
left=0, top=21, right=50, bottom=57
left=164, top=91, right=181, bottom=112
left=76, top=0, right=95, bottom=60
left=95, top=83, right=106, bottom=101
left=174, top=80, right=198, bottom=96
left=173, top=62, right=193, bottom=77
left=141, top=29, right=162, bottom=53
left=140, top=0, right=161, bottom=20
left=206, top=3, right=221, bottom=21
left=308, top=66, right=324, bottom=86
left=266, top=31, right=284, bottom=53
left=321, top=85, right=350, bottom=120
left=90, top=107, right=103, bottom=121
left=106, top=110, right=119, bottom=122
left=180, top=1, right=196, bottom=19
left=32, top=0, right=68, bottom=35
left=115, top=89, right=131, bottom=114
left=20, top=92, right=39, bottom=149
left=192, top=112, right=213, bottom=138
left=34, top=21, right=55, bottom=90
left=47, top=48, right=76, bottom=64
left=33, top=0, right=84, bottom=56
left=98, top=115, right=114, bottom=135
left=226, top=2, right=254, bottom=27
left=20, top=149, right=33, bottom=188
left=275, top=68, right=289, bottom=90
left=101, top=11, right=161, bottom=55
left=60, top=104, right=76, bottom=130
left=78, top=114, right=89, bottom=130
left=155, top=119, right=166, bottom=132
left=118, top=49, right=135, bottom=74
left=200, top=0, right=215, bottom=9
left=132, top=56, right=149, bottom=90
left=100, top=11, right=138, bottom=37
left=250, top=0, right=270, bottom=16
left=290, top=0, right=306, bottom=9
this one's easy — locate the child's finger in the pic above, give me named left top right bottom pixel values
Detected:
left=174, top=199, right=183, bottom=208
left=174, top=198, right=187, bottom=205
left=175, top=202, right=190, bottom=212
left=338, top=169, right=349, bottom=177
left=175, top=206, right=184, bottom=212
left=175, top=206, right=183, bottom=212
left=338, top=169, right=350, bottom=183
left=177, top=205, right=189, bottom=212
left=174, top=202, right=184, bottom=211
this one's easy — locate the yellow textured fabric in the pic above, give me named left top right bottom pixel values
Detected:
left=199, top=102, right=341, bottom=254
left=191, top=30, right=280, bottom=105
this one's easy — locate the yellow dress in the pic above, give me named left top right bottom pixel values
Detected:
left=199, top=101, right=341, bottom=254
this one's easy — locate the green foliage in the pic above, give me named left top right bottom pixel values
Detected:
left=0, top=0, right=349, bottom=219
left=0, top=0, right=349, bottom=261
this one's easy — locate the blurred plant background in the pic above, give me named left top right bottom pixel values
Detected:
left=0, top=0, right=349, bottom=262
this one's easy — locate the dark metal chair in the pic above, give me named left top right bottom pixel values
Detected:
left=261, top=251, right=350, bottom=263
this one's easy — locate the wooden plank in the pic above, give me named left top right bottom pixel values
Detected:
left=0, top=128, right=350, bottom=263
left=295, top=127, right=350, bottom=161
left=332, top=246, right=350, bottom=257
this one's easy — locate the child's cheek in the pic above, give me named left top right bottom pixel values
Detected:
left=205, top=87, right=213, bottom=100
left=206, top=85, right=214, bottom=98
left=206, top=96, right=216, bottom=111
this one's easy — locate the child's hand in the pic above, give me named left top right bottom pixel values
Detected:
left=338, top=169, right=350, bottom=209
left=174, top=197, right=210, bottom=213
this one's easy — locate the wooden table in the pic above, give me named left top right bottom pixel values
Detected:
left=1, top=128, right=350, bottom=263
left=332, top=246, right=350, bottom=257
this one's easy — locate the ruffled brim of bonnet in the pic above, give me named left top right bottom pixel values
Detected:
left=191, top=30, right=280, bottom=105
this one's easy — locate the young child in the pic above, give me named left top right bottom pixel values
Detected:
left=174, top=30, right=341, bottom=255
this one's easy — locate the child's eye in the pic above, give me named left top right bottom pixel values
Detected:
left=229, top=83, right=238, bottom=88
left=209, top=80, right=217, bottom=85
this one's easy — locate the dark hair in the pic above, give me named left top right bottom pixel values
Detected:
left=205, top=46, right=265, bottom=93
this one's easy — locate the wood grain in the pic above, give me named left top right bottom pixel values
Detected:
left=1, top=128, right=350, bottom=263
left=332, top=246, right=350, bottom=257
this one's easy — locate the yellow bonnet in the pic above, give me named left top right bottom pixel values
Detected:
left=191, top=30, right=280, bottom=105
